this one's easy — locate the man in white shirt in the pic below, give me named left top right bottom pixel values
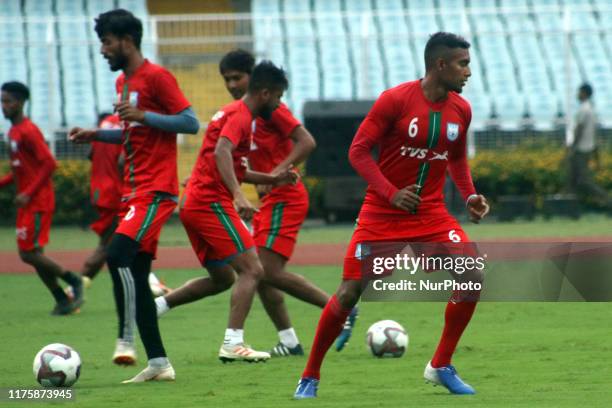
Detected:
left=568, top=83, right=609, bottom=207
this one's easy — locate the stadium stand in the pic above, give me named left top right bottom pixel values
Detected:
left=249, top=0, right=611, bottom=131
left=0, top=0, right=610, bottom=136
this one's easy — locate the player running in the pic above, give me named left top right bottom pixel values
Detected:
left=76, top=113, right=171, bottom=296
left=155, top=49, right=357, bottom=356
left=0, top=81, right=84, bottom=315
left=69, top=9, right=199, bottom=383
left=173, top=61, right=298, bottom=363
left=80, top=113, right=122, bottom=287
left=294, top=32, right=490, bottom=399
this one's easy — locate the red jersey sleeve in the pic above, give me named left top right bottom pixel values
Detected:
left=0, top=172, right=13, bottom=187
left=22, top=126, right=57, bottom=197
left=348, top=90, right=401, bottom=201
left=270, top=104, right=301, bottom=138
left=220, top=113, right=249, bottom=147
left=154, top=69, right=191, bottom=114
left=448, top=102, right=476, bottom=201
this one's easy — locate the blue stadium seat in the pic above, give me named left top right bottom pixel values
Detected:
left=25, top=18, right=62, bottom=129
left=56, top=0, right=85, bottom=15
left=86, top=0, right=117, bottom=16
left=24, top=0, right=54, bottom=16
left=0, top=1, right=22, bottom=15
left=344, top=1, right=385, bottom=98
left=374, top=1, right=417, bottom=87
left=494, top=92, right=526, bottom=131
left=58, top=19, right=96, bottom=127
left=118, top=0, right=149, bottom=16
left=313, top=0, right=352, bottom=99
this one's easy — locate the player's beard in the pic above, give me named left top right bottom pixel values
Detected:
left=451, top=79, right=466, bottom=94
left=259, top=105, right=273, bottom=120
left=107, top=48, right=128, bottom=72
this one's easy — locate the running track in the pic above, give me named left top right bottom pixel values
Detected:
left=1, top=236, right=611, bottom=274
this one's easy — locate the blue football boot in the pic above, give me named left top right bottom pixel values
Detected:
left=424, top=361, right=476, bottom=395
left=294, top=377, right=319, bottom=399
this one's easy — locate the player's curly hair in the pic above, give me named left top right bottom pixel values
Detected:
left=424, top=32, right=470, bottom=71
left=95, top=9, right=143, bottom=49
left=248, top=61, right=288, bottom=92
left=1, top=81, right=30, bottom=102
left=219, top=49, right=256, bottom=75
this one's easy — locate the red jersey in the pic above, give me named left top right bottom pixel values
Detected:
left=350, top=80, right=475, bottom=220
left=90, top=114, right=122, bottom=209
left=249, top=103, right=306, bottom=199
left=115, top=59, right=191, bottom=198
left=0, top=118, right=56, bottom=211
left=188, top=100, right=253, bottom=202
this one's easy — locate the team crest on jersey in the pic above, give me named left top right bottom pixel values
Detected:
left=129, top=92, right=138, bottom=106
left=16, top=226, right=27, bottom=240
left=211, top=110, right=225, bottom=121
left=447, top=123, right=460, bottom=141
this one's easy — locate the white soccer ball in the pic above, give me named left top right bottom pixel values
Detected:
left=366, top=320, right=409, bottom=358
left=33, top=343, right=81, bottom=387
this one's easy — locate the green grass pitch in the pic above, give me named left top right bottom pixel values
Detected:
left=1, top=265, right=611, bottom=407
left=1, top=215, right=611, bottom=406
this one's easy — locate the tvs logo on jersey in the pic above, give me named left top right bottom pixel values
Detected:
left=430, top=151, right=448, bottom=161
left=447, top=123, right=460, bottom=141
left=400, top=147, right=449, bottom=161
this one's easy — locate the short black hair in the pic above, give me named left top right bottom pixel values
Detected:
left=248, top=60, right=288, bottom=92
left=219, top=49, right=255, bottom=75
left=94, top=9, right=143, bottom=49
left=424, top=32, right=470, bottom=71
left=579, top=83, right=593, bottom=98
left=1, top=81, right=30, bottom=102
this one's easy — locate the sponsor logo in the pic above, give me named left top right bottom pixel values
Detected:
left=400, top=146, right=428, bottom=159
left=10, top=140, right=18, bottom=153
left=447, top=122, right=459, bottom=141
left=429, top=150, right=448, bottom=161
left=400, top=147, right=449, bottom=161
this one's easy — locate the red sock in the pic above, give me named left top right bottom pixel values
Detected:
left=302, top=295, right=351, bottom=380
left=431, top=293, right=478, bottom=368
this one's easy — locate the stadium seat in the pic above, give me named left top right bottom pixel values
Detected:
left=344, top=1, right=385, bottom=98
left=85, top=0, right=117, bottom=16
left=313, top=0, right=353, bottom=99
left=374, top=0, right=417, bottom=88
left=56, top=0, right=85, bottom=15
left=0, top=0, right=22, bottom=15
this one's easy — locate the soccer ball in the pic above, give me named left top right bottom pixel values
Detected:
left=33, top=343, right=81, bottom=387
left=366, top=320, right=409, bottom=358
